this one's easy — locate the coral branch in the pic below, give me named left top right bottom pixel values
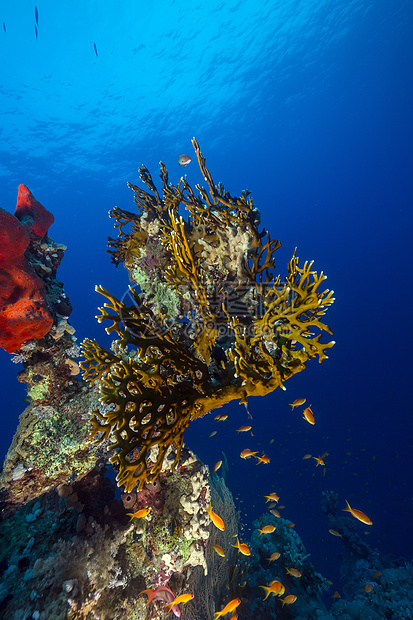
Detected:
left=81, top=140, right=335, bottom=491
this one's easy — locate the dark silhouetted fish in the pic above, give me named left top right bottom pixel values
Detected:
left=3, top=22, right=5, bottom=33
left=35, top=24, right=38, bottom=39
left=35, top=6, right=38, bottom=27
left=94, top=42, right=98, bottom=58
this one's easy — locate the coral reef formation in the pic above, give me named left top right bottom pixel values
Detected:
left=321, top=491, right=413, bottom=619
left=80, top=138, right=335, bottom=493
left=0, top=449, right=240, bottom=620
left=0, top=185, right=57, bottom=352
left=0, top=187, right=91, bottom=512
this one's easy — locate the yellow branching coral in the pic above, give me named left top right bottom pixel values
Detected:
left=81, top=139, right=335, bottom=492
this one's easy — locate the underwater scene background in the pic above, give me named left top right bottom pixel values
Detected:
left=0, top=0, right=412, bottom=618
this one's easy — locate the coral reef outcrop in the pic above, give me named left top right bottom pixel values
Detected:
left=0, top=449, right=240, bottom=620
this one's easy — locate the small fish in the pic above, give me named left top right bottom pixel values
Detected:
left=94, top=42, right=98, bottom=58
left=35, top=24, right=38, bottom=39
left=286, top=522, right=295, bottom=529
left=281, top=594, right=297, bottom=607
left=302, top=453, right=312, bottom=460
left=259, top=580, right=285, bottom=599
left=127, top=507, right=151, bottom=520
left=303, top=405, right=315, bottom=425
left=215, top=414, right=228, bottom=422
left=265, top=492, right=279, bottom=503
left=343, top=500, right=373, bottom=525
left=289, top=398, right=306, bottom=409
left=231, top=537, right=251, bottom=556
left=139, top=586, right=180, bottom=617
left=258, top=525, right=276, bottom=535
left=331, top=591, right=341, bottom=600
left=212, top=460, right=222, bottom=474
left=270, top=509, right=281, bottom=519
left=278, top=505, right=285, bottom=510
left=313, top=456, right=325, bottom=467
left=325, top=580, right=333, bottom=586
left=206, top=503, right=225, bottom=531
left=240, top=401, right=253, bottom=420
left=212, top=544, right=225, bottom=558
left=286, top=568, right=302, bottom=578
left=256, top=453, right=270, bottom=465
left=178, top=154, right=191, bottom=167
left=268, top=552, right=281, bottom=562
left=214, top=598, right=241, bottom=618
left=236, top=425, right=252, bottom=433
left=35, top=6, right=39, bottom=27
left=364, top=583, right=373, bottom=593
left=3, top=22, right=6, bottom=33
left=372, top=571, right=382, bottom=580
left=329, top=529, right=342, bottom=538
left=209, top=431, right=217, bottom=437
left=166, top=593, right=194, bottom=611
left=240, top=449, right=257, bottom=459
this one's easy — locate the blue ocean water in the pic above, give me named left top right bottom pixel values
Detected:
left=1, top=0, right=412, bottom=594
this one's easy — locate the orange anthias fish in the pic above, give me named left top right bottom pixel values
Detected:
left=240, top=449, right=257, bottom=459
left=206, top=504, right=225, bottom=531
left=139, top=586, right=181, bottom=617
left=302, top=405, right=315, bottom=425
left=286, top=522, right=295, bottom=529
left=258, top=525, right=276, bottom=535
left=268, top=551, right=281, bottom=562
left=329, top=529, right=342, bottom=538
left=178, top=153, right=191, bottom=167
left=364, top=583, right=373, bottom=593
left=126, top=507, right=151, bottom=520
left=259, top=580, right=285, bottom=599
left=232, top=537, right=251, bottom=556
left=331, top=591, right=341, bottom=600
left=236, top=425, right=252, bottom=433
left=256, top=453, right=270, bottom=465
left=212, top=460, right=223, bottom=474
left=281, top=594, right=297, bottom=607
left=212, top=544, right=225, bottom=558
left=265, top=492, right=279, bottom=503
left=286, top=568, right=302, bottom=578
left=313, top=456, right=325, bottom=467
left=289, top=398, right=306, bottom=410
left=302, top=453, right=312, bottom=460
left=209, top=431, right=217, bottom=437
left=270, top=509, right=281, bottom=519
left=343, top=500, right=373, bottom=525
left=215, top=414, right=228, bottom=422
left=214, top=598, right=241, bottom=618
left=166, top=593, right=194, bottom=612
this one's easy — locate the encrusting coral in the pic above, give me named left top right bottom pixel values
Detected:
left=80, top=138, right=335, bottom=493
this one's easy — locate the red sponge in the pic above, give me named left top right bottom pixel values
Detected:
left=0, top=189, right=54, bottom=353
left=15, top=184, right=54, bottom=238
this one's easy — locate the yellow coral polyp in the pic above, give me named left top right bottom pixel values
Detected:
left=81, top=139, right=335, bottom=492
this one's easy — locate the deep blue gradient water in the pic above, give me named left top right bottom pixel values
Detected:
left=1, top=0, right=412, bottom=590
